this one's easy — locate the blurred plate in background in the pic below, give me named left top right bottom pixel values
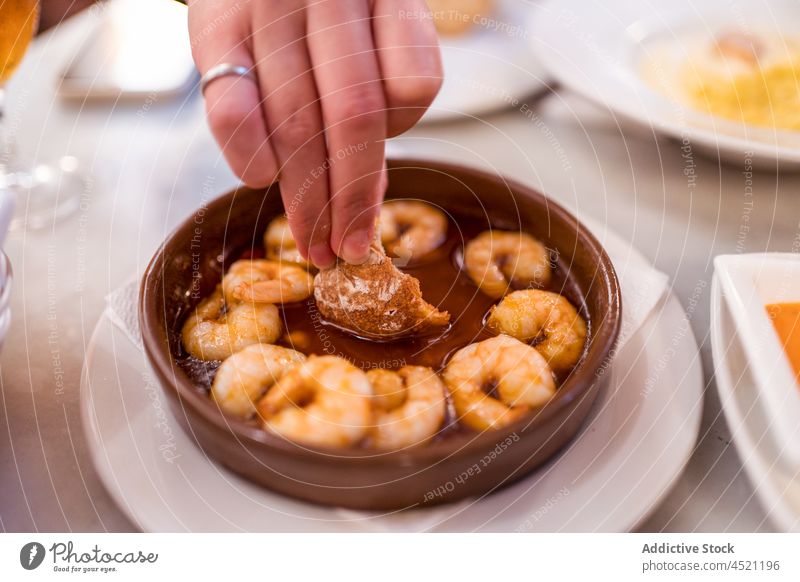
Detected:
left=530, top=0, right=800, bottom=169
left=422, top=0, right=549, bottom=123
left=58, top=0, right=196, bottom=101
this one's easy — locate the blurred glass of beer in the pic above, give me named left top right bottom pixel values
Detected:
left=0, top=0, right=39, bottom=84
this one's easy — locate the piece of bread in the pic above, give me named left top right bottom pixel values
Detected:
left=313, top=241, right=449, bottom=340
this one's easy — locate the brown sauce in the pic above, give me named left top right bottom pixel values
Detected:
left=177, top=210, right=588, bottom=437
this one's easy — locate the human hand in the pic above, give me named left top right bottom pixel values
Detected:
left=187, top=0, right=443, bottom=267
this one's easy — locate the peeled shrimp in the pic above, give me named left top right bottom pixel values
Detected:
left=211, top=344, right=306, bottom=417
left=222, top=259, right=314, bottom=304
left=442, top=335, right=556, bottom=431
left=379, top=200, right=447, bottom=261
left=366, top=366, right=447, bottom=450
left=181, top=287, right=282, bottom=361
left=263, top=215, right=311, bottom=269
left=256, top=355, right=372, bottom=448
left=463, top=230, right=551, bottom=298
left=487, top=289, right=587, bottom=373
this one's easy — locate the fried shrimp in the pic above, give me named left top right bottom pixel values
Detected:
left=463, top=230, right=552, bottom=298
left=442, top=335, right=556, bottom=431
left=181, top=288, right=282, bottom=361
left=487, top=289, right=587, bottom=373
left=256, top=355, right=373, bottom=448
left=263, top=215, right=311, bottom=269
left=211, top=344, right=306, bottom=417
left=379, top=200, right=447, bottom=261
left=366, top=366, right=447, bottom=450
left=222, top=259, right=314, bottom=304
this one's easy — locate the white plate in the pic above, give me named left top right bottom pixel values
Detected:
left=421, top=0, right=549, bottom=123
left=713, top=254, right=800, bottom=466
left=530, top=0, right=800, bottom=168
left=711, top=274, right=800, bottom=532
left=81, top=279, right=703, bottom=532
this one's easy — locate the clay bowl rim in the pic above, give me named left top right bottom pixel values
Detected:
left=140, top=158, right=622, bottom=466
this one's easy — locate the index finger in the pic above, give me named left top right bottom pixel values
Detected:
left=305, top=0, right=387, bottom=264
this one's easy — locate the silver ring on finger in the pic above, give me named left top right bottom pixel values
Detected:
left=200, top=63, right=257, bottom=94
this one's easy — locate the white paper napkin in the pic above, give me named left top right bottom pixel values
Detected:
left=105, top=221, right=668, bottom=532
left=106, top=281, right=144, bottom=352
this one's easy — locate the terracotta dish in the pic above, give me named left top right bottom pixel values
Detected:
left=140, top=159, right=622, bottom=510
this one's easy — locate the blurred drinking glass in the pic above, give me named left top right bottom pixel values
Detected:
left=0, top=0, right=84, bottom=231
left=0, top=249, right=11, bottom=347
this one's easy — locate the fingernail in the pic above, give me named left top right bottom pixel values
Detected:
left=340, top=230, right=372, bottom=264
left=309, top=243, right=336, bottom=269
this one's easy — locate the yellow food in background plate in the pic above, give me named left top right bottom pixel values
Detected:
left=426, top=0, right=494, bottom=36
left=688, top=32, right=800, bottom=130
left=641, top=30, right=800, bottom=131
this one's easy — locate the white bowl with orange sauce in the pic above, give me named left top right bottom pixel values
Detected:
left=713, top=254, right=800, bottom=468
